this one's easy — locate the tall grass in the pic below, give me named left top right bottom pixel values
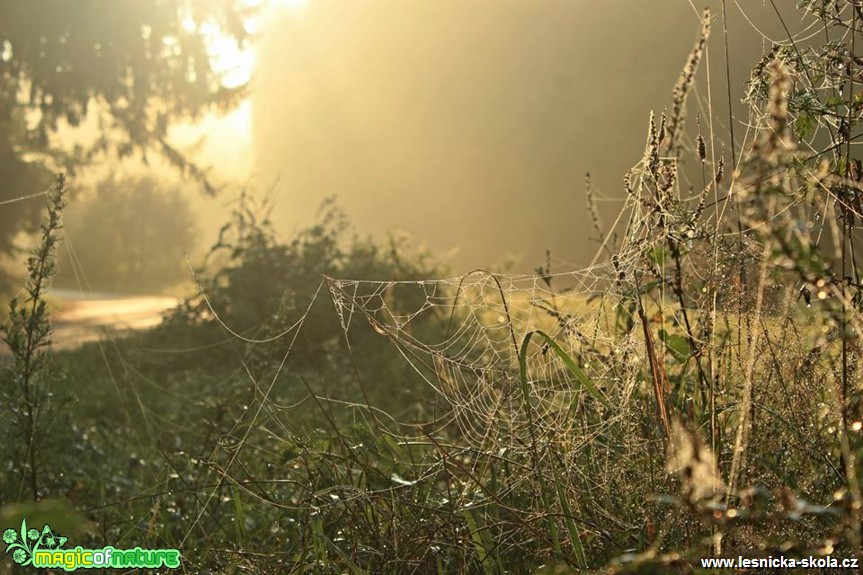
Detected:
left=2, top=3, right=863, bottom=574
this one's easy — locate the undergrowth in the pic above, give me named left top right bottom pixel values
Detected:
left=2, top=3, right=863, bottom=574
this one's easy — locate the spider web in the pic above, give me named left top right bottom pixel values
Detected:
left=325, top=253, right=645, bottom=454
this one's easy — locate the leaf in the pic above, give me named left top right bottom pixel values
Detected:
left=323, top=536, right=365, bottom=575
left=463, top=508, right=498, bottom=575
left=826, top=94, right=845, bottom=107
left=19, top=518, right=27, bottom=552
left=380, top=434, right=404, bottom=460
left=648, top=247, right=668, bottom=266
left=794, top=112, right=816, bottom=140
left=615, top=301, right=635, bottom=334
left=659, top=330, right=691, bottom=363
left=520, top=331, right=611, bottom=410
left=551, top=462, right=588, bottom=569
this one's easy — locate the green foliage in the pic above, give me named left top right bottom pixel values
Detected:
left=519, top=329, right=610, bottom=409
left=1, top=174, right=67, bottom=501
left=157, top=192, right=447, bottom=413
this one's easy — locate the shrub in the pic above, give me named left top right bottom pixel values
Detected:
left=1, top=175, right=68, bottom=501
left=161, top=192, right=448, bottom=413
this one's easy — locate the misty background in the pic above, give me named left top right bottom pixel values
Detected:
left=7, top=1, right=792, bottom=294
left=249, top=1, right=780, bottom=272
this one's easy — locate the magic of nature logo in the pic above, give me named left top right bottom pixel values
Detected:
left=3, top=518, right=181, bottom=570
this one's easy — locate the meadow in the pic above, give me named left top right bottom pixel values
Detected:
left=2, top=3, right=863, bottom=573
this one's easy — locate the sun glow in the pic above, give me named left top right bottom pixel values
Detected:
left=244, top=0, right=308, bottom=18
left=204, top=0, right=308, bottom=89
left=169, top=0, right=309, bottom=178
left=208, top=31, right=254, bottom=89
left=276, top=0, right=309, bottom=11
left=248, top=0, right=308, bottom=12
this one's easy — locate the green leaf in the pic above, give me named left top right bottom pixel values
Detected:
left=826, top=94, right=845, bottom=107
left=520, top=331, right=611, bottom=410
left=648, top=247, right=668, bottom=266
left=324, top=537, right=366, bottom=575
left=659, top=330, right=691, bottom=363
left=551, top=462, right=588, bottom=570
left=463, top=508, right=498, bottom=575
left=794, top=112, right=816, bottom=140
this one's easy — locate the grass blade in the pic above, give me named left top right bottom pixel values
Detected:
left=519, top=330, right=611, bottom=410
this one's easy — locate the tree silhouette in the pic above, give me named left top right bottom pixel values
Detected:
left=0, top=0, right=252, bottom=256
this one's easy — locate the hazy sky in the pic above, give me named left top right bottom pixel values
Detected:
left=245, top=1, right=783, bottom=274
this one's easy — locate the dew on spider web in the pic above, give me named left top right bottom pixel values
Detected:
left=324, top=259, right=638, bottom=455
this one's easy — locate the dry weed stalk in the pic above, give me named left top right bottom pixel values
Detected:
left=666, top=8, right=711, bottom=151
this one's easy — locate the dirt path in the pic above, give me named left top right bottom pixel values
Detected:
left=49, top=289, right=179, bottom=350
